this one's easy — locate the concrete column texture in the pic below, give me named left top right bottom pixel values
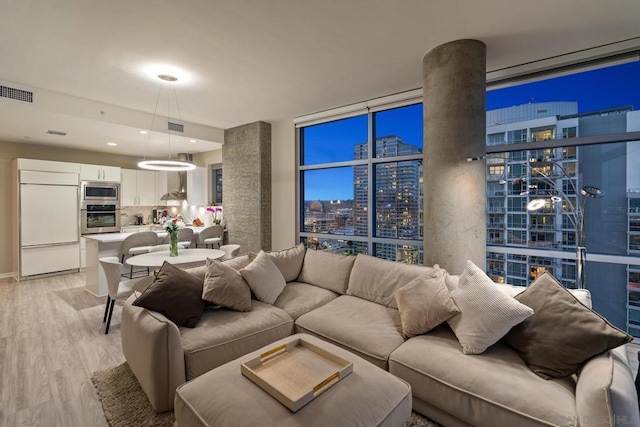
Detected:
left=223, top=121, right=272, bottom=253
left=423, top=39, right=486, bottom=274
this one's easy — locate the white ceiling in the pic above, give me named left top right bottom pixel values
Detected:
left=0, top=0, right=638, bottom=157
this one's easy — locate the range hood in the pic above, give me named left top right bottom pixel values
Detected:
left=160, top=153, right=191, bottom=202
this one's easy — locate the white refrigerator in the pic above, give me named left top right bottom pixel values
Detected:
left=19, top=170, right=80, bottom=278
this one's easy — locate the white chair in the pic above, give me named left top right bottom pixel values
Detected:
left=118, top=231, right=158, bottom=278
left=219, top=244, right=241, bottom=260
left=196, top=225, right=224, bottom=249
left=99, top=257, right=133, bottom=334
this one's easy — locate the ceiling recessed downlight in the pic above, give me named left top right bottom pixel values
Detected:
left=107, top=142, right=117, bottom=146
left=139, top=130, right=148, bottom=134
left=189, top=139, right=196, bottom=143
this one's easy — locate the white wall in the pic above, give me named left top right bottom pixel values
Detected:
left=271, top=119, right=296, bottom=250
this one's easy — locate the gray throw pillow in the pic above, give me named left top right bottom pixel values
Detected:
left=133, top=261, right=207, bottom=328
left=202, top=258, right=252, bottom=312
left=503, top=271, right=632, bottom=379
left=240, top=250, right=286, bottom=304
left=395, top=268, right=460, bottom=338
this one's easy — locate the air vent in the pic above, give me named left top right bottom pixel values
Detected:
left=46, top=130, right=67, bottom=136
left=1, top=85, right=34, bottom=103
left=168, top=121, right=184, bottom=133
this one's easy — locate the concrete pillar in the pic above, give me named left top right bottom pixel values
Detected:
left=423, top=39, right=486, bottom=274
left=223, top=121, right=271, bottom=253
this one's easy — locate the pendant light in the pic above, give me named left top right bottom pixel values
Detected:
left=137, top=74, right=196, bottom=171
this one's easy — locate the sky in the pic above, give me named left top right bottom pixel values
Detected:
left=303, top=61, right=640, bottom=201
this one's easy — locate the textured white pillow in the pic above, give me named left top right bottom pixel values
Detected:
left=447, top=260, right=534, bottom=355
left=240, top=250, right=286, bottom=304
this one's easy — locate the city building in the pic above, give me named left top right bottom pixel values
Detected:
left=485, top=102, right=640, bottom=336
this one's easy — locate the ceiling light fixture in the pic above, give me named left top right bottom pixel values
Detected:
left=137, top=74, right=196, bottom=172
left=107, top=142, right=117, bottom=146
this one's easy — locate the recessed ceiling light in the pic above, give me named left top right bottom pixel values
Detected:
left=189, top=139, right=197, bottom=143
left=107, top=142, right=117, bottom=146
left=139, top=130, right=148, bottom=134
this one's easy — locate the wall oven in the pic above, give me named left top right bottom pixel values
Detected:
left=81, top=181, right=121, bottom=234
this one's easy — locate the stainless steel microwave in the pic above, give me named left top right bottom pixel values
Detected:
left=81, top=181, right=120, bottom=203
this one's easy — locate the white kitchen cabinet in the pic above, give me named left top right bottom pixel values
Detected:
left=156, top=171, right=168, bottom=205
left=187, top=167, right=208, bottom=206
left=121, top=169, right=157, bottom=206
left=80, top=164, right=121, bottom=182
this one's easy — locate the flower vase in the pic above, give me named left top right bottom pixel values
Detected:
left=170, top=232, right=179, bottom=257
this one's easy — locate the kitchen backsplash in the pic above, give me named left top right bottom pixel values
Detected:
left=120, top=205, right=223, bottom=227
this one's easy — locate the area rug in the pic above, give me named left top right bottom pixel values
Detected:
left=92, top=362, right=441, bottom=427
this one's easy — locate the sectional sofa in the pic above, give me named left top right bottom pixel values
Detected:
left=121, top=246, right=640, bottom=426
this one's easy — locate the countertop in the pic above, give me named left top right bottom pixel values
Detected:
left=83, top=226, right=208, bottom=243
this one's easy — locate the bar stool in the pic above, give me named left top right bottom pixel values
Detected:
left=196, top=225, right=224, bottom=249
left=163, top=228, right=194, bottom=249
left=99, top=257, right=133, bottom=334
left=118, top=231, right=158, bottom=278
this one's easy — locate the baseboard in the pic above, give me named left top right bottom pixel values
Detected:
left=0, top=271, right=17, bottom=279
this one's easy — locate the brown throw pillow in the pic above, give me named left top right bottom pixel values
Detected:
left=202, top=258, right=252, bottom=312
left=133, top=261, right=207, bottom=328
left=503, top=272, right=632, bottom=379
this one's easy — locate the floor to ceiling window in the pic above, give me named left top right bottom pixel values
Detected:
left=484, top=60, right=640, bottom=337
left=295, top=50, right=640, bottom=339
left=298, top=103, right=423, bottom=263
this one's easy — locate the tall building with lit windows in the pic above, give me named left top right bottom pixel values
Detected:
left=354, top=136, right=422, bottom=262
left=485, top=102, right=640, bottom=336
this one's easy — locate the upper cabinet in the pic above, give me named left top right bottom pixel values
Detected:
left=80, top=164, right=121, bottom=182
left=121, top=169, right=157, bottom=206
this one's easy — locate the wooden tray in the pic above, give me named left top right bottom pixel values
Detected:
left=241, top=337, right=353, bottom=412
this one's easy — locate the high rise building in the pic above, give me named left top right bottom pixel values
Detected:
left=354, top=136, right=422, bottom=263
left=485, top=102, right=640, bottom=336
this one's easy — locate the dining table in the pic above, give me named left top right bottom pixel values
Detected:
left=125, top=248, right=225, bottom=268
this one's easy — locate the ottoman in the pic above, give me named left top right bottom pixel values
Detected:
left=174, top=334, right=412, bottom=427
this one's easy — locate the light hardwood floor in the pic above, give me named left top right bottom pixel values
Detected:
left=1, top=273, right=125, bottom=427
left=1, top=272, right=638, bottom=427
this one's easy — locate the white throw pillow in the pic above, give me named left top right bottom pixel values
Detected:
left=446, top=260, right=534, bottom=355
left=240, top=250, right=286, bottom=304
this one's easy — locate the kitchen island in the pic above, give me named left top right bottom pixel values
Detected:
left=84, top=227, right=209, bottom=296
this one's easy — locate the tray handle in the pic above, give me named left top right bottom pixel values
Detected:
left=313, top=372, right=339, bottom=394
left=260, top=344, right=287, bottom=361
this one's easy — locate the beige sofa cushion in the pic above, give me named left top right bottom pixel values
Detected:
left=180, top=301, right=293, bottom=380
left=389, top=325, right=578, bottom=427
left=395, top=268, right=459, bottom=338
left=347, top=254, right=434, bottom=308
left=267, top=243, right=306, bottom=282
left=295, top=295, right=405, bottom=369
left=297, top=249, right=355, bottom=294
left=273, top=281, right=339, bottom=320
left=576, top=346, right=640, bottom=426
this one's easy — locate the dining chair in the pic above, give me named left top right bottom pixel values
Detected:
left=118, top=231, right=158, bottom=278
left=219, top=244, right=241, bottom=260
left=99, top=257, right=134, bottom=334
left=196, top=225, right=224, bottom=249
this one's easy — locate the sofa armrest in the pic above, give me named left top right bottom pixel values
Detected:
left=121, top=293, right=186, bottom=412
left=576, top=345, right=640, bottom=426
